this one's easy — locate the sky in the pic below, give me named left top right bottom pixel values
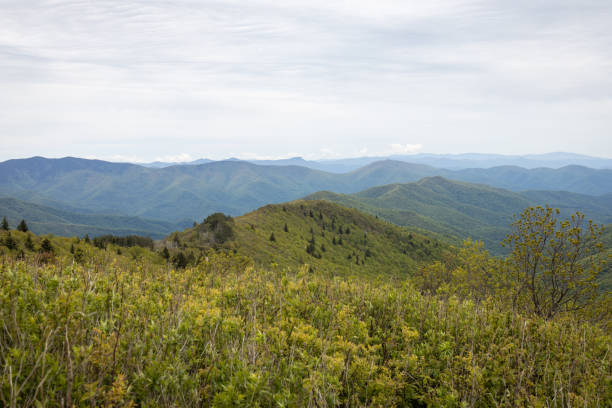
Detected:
left=1, top=0, right=611, bottom=162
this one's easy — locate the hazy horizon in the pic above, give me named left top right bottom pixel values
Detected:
left=2, top=150, right=611, bottom=165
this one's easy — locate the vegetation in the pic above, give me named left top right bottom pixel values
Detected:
left=0, top=196, right=610, bottom=406
left=504, top=206, right=606, bottom=318
left=92, top=235, right=155, bottom=250
left=1, top=239, right=610, bottom=406
left=307, top=177, right=612, bottom=254
left=166, top=200, right=451, bottom=276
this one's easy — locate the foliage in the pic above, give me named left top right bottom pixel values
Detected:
left=92, top=234, right=154, bottom=250
left=0, top=248, right=610, bottom=407
left=17, top=219, right=28, bottom=232
left=202, top=213, right=235, bottom=244
left=505, top=206, right=605, bottom=319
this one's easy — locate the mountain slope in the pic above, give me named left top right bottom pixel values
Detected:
left=1, top=157, right=611, bottom=224
left=306, top=177, right=612, bottom=254
left=169, top=200, right=452, bottom=276
left=0, top=197, right=183, bottom=238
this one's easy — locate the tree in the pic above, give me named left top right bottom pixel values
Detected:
left=40, top=238, right=54, bottom=253
left=24, top=234, right=34, bottom=250
left=504, top=206, right=605, bottom=319
left=3, top=232, right=17, bottom=250
left=161, top=247, right=170, bottom=260
left=269, top=233, right=276, bottom=242
left=17, top=219, right=28, bottom=232
left=284, top=223, right=289, bottom=233
left=1, top=216, right=9, bottom=230
left=172, top=252, right=188, bottom=269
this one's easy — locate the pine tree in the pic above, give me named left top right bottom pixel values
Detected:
left=284, top=223, right=289, bottom=232
left=161, top=247, right=170, bottom=260
left=269, top=233, right=276, bottom=242
left=4, top=232, right=17, bottom=250
left=25, top=234, right=34, bottom=250
left=17, top=219, right=28, bottom=232
left=40, top=238, right=53, bottom=253
left=1, top=217, right=8, bottom=230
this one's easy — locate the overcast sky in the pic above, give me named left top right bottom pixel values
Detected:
left=1, top=0, right=611, bottom=162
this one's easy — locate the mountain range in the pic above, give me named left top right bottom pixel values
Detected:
left=1, top=157, right=611, bottom=225
left=140, top=152, right=612, bottom=172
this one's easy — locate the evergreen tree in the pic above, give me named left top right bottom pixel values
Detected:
left=284, top=223, right=289, bottom=232
left=1, top=216, right=8, bottom=230
left=70, top=243, right=75, bottom=254
left=172, top=252, right=187, bottom=269
left=24, top=234, right=34, bottom=250
left=161, top=247, right=170, bottom=260
left=84, top=234, right=90, bottom=244
left=17, top=219, right=28, bottom=232
left=4, top=232, right=17, bottom=250
left=269, top=233, right=276, bottom=242
left=40, top=238, right=53, bottom=253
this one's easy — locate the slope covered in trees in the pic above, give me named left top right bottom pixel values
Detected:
left=306, top=177, right=612, bottom=254
left=1, top=157, right=611, bottom=224
left=0, top=197, right=185, bottom=238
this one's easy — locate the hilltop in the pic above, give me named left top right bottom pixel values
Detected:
left=166, top=200, right=452, bottom=276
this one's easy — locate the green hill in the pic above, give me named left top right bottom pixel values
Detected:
left=306, top=177, right=612, bottom=254
left=0, top=197, right=184, bottom=238
left=1, top=157, right=611, bottom=225
left=168, top=200, right=452, bottom=276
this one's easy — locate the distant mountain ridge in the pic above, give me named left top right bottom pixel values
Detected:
left=137, top=152, right=612, bottom=172
left=1, top=157, right=611, bottom=225
left=0, top=197, right=186, bottom=238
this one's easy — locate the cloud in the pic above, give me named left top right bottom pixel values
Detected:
left=153, top=153, right=193, bottom=163
left=0, top=0, right=611, bottom=160
left=390, top=144, right=423, bottom=155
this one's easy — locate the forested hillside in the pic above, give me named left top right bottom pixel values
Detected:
left=307, top=177, right=612, bottom=254
left=1, top=157, right=611, bottom=225
left=0, top=197, right=185, bottom=238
